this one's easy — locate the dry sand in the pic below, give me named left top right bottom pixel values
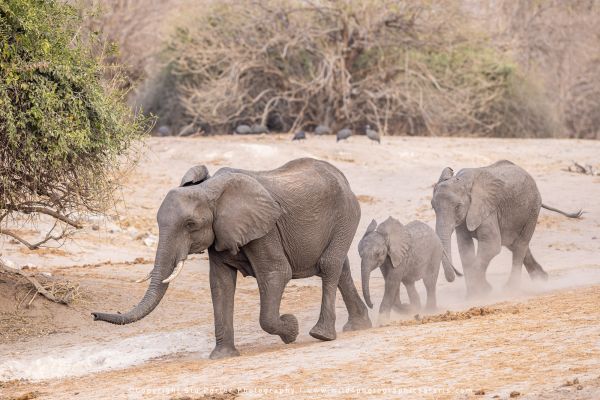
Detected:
left=1, top=135, right=599, bottom=399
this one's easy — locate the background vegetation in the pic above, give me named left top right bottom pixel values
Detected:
left=98, top=0, right=598, bottom=139
left=68, top=0, right=600, bottom=138
left=135, top=1, right=555, bottom=137
left=0, top=0, right=146, bottom=248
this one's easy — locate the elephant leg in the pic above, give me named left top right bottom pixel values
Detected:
left=404, top=281, right=422, bottom=310
left=256, top=270, right=298, bottom=344
left=244, top=231, right=298, bottom=344
left=423, top=268, right=439, bottom=312
left=392, top=286, right=408, bottom=313
left=506, top=243, right=528, bottom=289
left=378, top=274, right=401, bottom=324
left=524, top=247, right=548, bottom=281
left=339, top=257, right=372, bottom=332
left=507, top=215, right=539, bottom=288
left=209, top=257, right=240, bottom=360
left=310, top=257, right=343, bottom=341
left=470, top=221, right=501, bottom=297
left=456, top=226, right=478, bottom=296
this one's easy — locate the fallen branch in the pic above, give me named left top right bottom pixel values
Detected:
left=0, top=258, right=71, bottom=305
left=566, top=161, right=599, bottom=176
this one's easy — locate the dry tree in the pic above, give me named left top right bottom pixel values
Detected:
left=489, top=0, right=600, bottom=138
left=142, top=0, right=554, bottom=137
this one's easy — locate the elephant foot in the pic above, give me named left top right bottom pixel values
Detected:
left=278, top=314, right=299, bottom=344
left=424, top=305, right=439, bottom=314
left=309, top=322, right=336, bottom=341
left=377, top=312, right=391, bottom=327
left=393, top=303, right=416, bottom=314
left=529, top=269, right=548, bottom=282
left=343, top=315, right=372, bottom=332
left=467, top=278, right=493, bottom=298
left=504, top=277, right=521, bottom=291
left=483, top=280, right=493, bottom=293
left=209, top=344, right=240, bottom=360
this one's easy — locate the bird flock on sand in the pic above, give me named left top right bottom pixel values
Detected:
left=293, top=124, right=381, bottom=144
left=156, top=122, right=382, bottom=144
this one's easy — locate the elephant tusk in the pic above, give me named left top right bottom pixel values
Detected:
left=134, top=270, right=152, bottom=283
left=162, top=260, right=185, bottom=283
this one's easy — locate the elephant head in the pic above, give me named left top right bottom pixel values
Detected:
left=92, top=165, right=283, bottom=325
left=432, top=167, right=504, bottom=276
left=359, top=217, right=410, bottom=309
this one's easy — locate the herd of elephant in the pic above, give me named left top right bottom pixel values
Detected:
left=92, top=158, right=581, bottom=360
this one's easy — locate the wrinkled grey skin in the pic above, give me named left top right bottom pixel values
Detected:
left=359, top=218, right=459, bottom=323
left=432, top=160, right=582, bottom=297
left=93, top=158, right=372, bottom=359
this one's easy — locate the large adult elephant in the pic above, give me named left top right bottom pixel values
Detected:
left=93, top=158, right=372, bottom=359
left=432, top=160, right=582, bottom=297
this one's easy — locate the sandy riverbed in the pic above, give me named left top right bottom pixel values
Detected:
left=1, top=135, right=599, bottom=399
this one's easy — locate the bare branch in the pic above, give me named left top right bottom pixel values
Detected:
left=5, top=205, right=82, bottom=229
left=0, top=258, right=70, bottom=305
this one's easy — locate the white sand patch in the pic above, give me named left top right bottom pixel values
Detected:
left=240, top=143, right=278, bottom=157
left=0, top=329, right=212, bottom=381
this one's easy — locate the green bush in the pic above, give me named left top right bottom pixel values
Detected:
left=0, top=0, right=146, bottom=248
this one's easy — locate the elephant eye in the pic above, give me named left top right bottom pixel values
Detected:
left=185, top=220, right=197, bottom=230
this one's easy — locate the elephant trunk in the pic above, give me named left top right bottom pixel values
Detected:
left=92, top=238, right=179, bottom=325
left=436, top=219, right=456, bottom=282
left=361, top=259, right=374, bottom=309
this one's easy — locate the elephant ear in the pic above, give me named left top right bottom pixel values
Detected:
left=180, top=165, right=210, bottom=187
left=363, top=219, right=377, bottom=237
left=437, top=167, right=454, bottom=183
left=466, top=171, right=505, bottom=231
left=377, top=217, right=410, bottom=269
left=209, top=173, right=282, bottom=254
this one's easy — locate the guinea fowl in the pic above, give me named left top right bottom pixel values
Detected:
left=250, top=124, right=269, bottom=134
left=314, top=125, right=331, bottom=135
left=157, top=125, right=172, bottom=137
left=235, top=124, right=252, bottom=134
left=336, top=128, right=352, bottom=142
left=292, top=130, right=306, bottom=141
left=365, top=125, right=380, bottom=144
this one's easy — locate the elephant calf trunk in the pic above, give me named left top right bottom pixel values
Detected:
left=441, top=247, right=462, bottom=282
left=361, top=261, right=374, bottom=309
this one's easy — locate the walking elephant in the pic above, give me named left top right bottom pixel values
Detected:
left=359, top=218, right=461, bottom=323
left=93, top=158, right=372, bottom=359
left=432, top=160, right=582, bottom=297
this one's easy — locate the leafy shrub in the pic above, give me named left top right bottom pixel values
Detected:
left=0, top=0, right=146, bottom=248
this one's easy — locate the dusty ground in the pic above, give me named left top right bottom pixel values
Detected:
left=1, top=135, right=599, bottom=399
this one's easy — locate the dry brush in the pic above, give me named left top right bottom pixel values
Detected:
left=139, top=0, right=555, bottom=137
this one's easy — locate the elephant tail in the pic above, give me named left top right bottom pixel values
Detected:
left=441, top=247, right=463, bottom=282
left=541, top=203, right=583, bottom=219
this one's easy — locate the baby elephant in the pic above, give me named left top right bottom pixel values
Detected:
left=359, top=218, right=460, bottom=321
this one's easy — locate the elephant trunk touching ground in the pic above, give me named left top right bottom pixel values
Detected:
left=92, top=236, right=182, bottom=325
